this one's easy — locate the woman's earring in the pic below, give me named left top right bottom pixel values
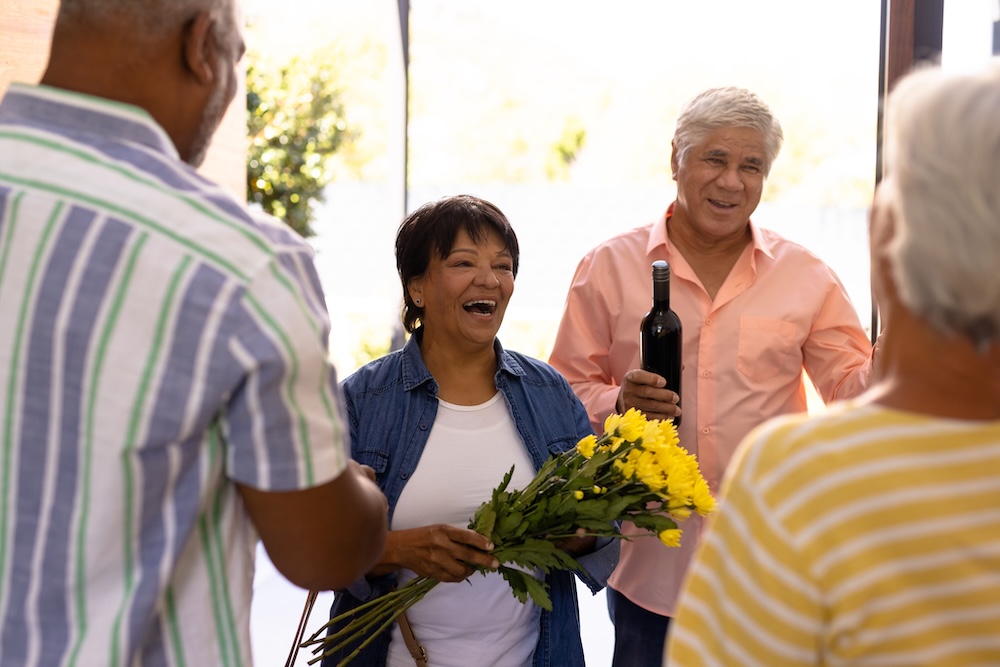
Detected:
left=414, top=298, right=421, bottom=306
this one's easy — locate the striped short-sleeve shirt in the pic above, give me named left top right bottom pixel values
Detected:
left=667, top=401, right=1000, bottom=666
left=0, top=84, right=348, bottom=667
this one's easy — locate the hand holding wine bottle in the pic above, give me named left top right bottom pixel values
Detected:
left=614, top=261, right=683, bottom=425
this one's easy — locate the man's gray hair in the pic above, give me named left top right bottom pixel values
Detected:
left=884, top=58, right=1000, bottom=350
left=57, top=0, right=234, bottom=38
left=673, top=86, right=784, bottom=176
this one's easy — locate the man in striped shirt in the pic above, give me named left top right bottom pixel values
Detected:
left=666, top=59, right=1000, bottom=666
left=0, top=1, right=388, bottom=665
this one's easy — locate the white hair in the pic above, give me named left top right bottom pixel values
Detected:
left=883, top=58, right=1000, bottom=349
left=673, top=86, right=784, bottom=176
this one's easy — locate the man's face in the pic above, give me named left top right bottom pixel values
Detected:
left=187, top=0, right=246, bottom=167
left=671, top=126, right=767, bottom=242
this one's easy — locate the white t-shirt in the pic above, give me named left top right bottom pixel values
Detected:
left=387, top=393, right=541, bottom=667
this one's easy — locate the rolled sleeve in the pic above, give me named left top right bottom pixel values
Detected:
left=224, top=252, right=348, bottom=491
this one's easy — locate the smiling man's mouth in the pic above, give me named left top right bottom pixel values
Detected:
left=708, top=199, right=737, bottom=209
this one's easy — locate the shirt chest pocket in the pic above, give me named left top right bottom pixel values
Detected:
left=736, top=316, right=801, bottom=383
left=354, top=449, right=389, bottom=476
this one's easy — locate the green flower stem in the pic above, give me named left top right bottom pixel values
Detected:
left=309, top=608, right=400, bottom=666
left=304, top=577, right=439, bottom=664
left=515, top=458, right=563, bottom=498
left=304, top=586, right=403, bottom=643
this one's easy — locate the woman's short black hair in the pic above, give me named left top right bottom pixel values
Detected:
left=395, top=194, right=520, bottom=333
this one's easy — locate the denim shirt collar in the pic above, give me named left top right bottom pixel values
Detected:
left=399, top=328, right=526, bottom=394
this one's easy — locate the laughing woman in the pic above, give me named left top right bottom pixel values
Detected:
left=322, top=195, right=618, bottom=667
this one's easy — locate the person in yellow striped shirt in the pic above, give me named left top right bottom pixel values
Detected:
left=666, top=57, right=1000, bottom=667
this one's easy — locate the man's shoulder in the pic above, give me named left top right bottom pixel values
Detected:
left=575, top=222, right=656, bottom=270
left=754, top=224, right=830, bottom=265
left=243, top=207, right=316, bottom=253
left=590, top=222, right=655, bottom=253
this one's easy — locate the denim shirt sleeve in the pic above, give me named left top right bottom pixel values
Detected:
left=575, top=536, right=619, bottom=594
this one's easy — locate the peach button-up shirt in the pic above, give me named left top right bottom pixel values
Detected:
left=548, top=206, right=874, bottom=616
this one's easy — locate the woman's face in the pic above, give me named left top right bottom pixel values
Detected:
left=408, top=226, right=515, bottom=349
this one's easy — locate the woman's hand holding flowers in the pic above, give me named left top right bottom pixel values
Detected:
left=372, top=524, right=499, bottom=581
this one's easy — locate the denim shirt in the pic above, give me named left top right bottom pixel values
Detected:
left=322, top=331, right=619, bottom=667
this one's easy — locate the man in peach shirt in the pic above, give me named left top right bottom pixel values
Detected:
left=548, top=86, right=875, bottom=666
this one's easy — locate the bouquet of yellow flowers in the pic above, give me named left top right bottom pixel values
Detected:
left=299, top=408, right=715, bottom=666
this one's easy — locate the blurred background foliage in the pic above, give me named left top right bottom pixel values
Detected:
left=246, top=51, right=355, bottom=238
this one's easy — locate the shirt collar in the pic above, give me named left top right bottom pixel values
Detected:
left=0, top=83, right=179, bottom=160
left=748, top=219, right=776, bottom=261
left=648, top=201, right=776, bottom=262
left=399, top=327, right=525, bottom=393
left=400, top=330, right=436, bottom=392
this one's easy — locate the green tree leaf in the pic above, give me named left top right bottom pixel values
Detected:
left=246, top=50, right=353, bottom=237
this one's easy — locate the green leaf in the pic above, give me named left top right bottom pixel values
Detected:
left=574, top=498, right=610, bottom=517
left=498, top=566, right=553, bottom=611
left=470, top=504, right=496, bottom=537
left=627, top=514, right=678, bottom=533
left=496, top=510, right=524, bottom=538
left=604, top=493, right=642, bottom=517
left=572, top=517, right=618, bottom=532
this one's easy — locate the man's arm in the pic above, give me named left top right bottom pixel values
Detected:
left=550, top=254, right=681, bottom=429
left=548, top=254, right=623, bottom=432
left=802, top=270, right=876, bottom=402
left=238, top=459, right=388, bottom=592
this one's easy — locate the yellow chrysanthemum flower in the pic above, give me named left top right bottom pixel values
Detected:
left=573, top=490, right=584, bottom=500
left=670, top=505, right=692, bottom=520
left=576, top=434, right=597, bottom=459
left=691, top=485, right=717, bottom=515
left=603, top=412, right=623, bottom=437
left=616, top=408, right=646, bottom=441
left=658, top=529, right=682, bottom=547
left=640, top=421, right=665, bottom=450
left=635, top=450, right=667, bottom=493
left=655, top=419, right=680, bottom=447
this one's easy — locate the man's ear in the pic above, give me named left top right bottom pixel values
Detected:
left=670, top=141, right=679, bottom=181
left=182, top=11, right=216, bottom=85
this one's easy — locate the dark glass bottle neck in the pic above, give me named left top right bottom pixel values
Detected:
left=653, top=279, right=670, bottom=305
left=650, top=261, right=671, bottom=306
left=652, top=276, right=670, bottom=305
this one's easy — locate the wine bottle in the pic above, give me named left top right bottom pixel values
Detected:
left=640, top=260, right=682, bottom=426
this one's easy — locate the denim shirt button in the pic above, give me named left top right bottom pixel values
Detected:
left=400, top=471, right=409, bottom=480
left=418, top=422, right=428, bottom=431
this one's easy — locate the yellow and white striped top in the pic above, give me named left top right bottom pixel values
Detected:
left=667, top=401, right=1000, bottom=667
